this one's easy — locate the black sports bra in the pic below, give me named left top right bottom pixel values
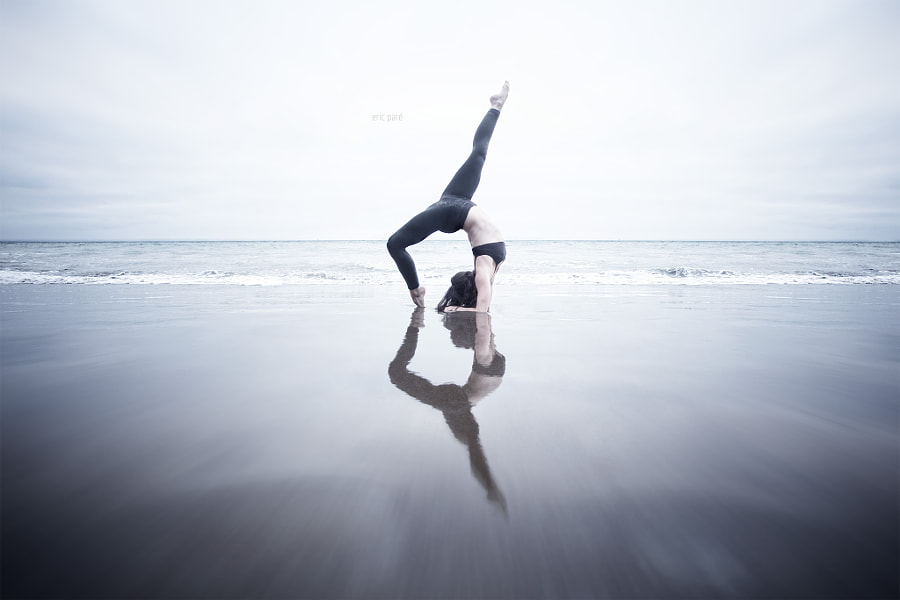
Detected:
left=472, top=241, right=506, bottom=268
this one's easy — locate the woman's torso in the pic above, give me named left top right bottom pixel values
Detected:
left=463, top=206, right=504, bottom=247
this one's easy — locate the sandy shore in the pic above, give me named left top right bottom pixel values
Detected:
left=2, top=283, right=898, bottom=598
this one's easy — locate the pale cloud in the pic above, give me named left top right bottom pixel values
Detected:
left=1, top=0, right=898, bottom=241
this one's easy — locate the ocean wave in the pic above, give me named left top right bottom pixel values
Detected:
left=655, top=266, right=737, bottom=279
left=3, top=268, right=899, bottom=286
left=4, top=241, right=897, bottom=287
left=499, top=269, right=900, bottom=286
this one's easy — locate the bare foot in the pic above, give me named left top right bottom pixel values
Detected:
left=409, top=286, right=426, bottom=307
left=490, top=81, right=509, bottom=110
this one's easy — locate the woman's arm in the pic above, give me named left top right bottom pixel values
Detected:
left=445, top=257, right=495, bottom=313
left=473, top=267, right=493, bottom=312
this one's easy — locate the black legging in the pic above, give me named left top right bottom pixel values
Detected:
left=387, top=108, right=500, bottom=289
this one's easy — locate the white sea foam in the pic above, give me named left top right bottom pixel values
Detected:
left=2, top=241, right=898, bottom=286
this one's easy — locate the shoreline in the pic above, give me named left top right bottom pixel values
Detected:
left=2, top=283, right=898, bottom=598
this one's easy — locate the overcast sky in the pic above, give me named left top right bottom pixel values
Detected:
left=1, top=0, right=898, bottom=241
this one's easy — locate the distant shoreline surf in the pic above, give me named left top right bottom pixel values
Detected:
left=2, top=240, right=898, bottom=286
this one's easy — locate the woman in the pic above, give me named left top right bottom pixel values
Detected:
left=387, top=81, right=509, bottom=312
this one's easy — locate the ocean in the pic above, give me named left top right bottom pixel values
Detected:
left=2, top=239, right=898, bottom=598
left=2, top=240, right=899, bottom=286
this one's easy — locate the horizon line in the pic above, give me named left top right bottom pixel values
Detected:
left=2, top=238, right=898, bottom=244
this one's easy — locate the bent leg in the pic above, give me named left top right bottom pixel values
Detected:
left=387, top=208, right=444, bottom=290
left=441, top=108, right=500, bottom=200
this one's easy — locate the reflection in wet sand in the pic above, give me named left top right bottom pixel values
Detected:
left=389, top=309, right=507, bottom=511
left=4, top=285, right=897, bottom=599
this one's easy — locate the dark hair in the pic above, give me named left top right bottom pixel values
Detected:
left=436, top=271, right=477, bottom=313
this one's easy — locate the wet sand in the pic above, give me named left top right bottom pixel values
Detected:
left=2, top=283, right=898, bottom=598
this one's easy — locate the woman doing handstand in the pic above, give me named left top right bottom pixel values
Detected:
left=387, top=81, right=509, bottom=313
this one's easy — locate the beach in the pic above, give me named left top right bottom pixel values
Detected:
left=2, top=281, right=897, bottom=598
left=3, top=0, right=900, bottom=594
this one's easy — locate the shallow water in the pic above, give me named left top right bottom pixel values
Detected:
left=2, top=284, right=898, bottom=598
left=2, top=240, right=898, bottom=285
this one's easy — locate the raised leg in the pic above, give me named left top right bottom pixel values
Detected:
left=440, top=81, right=508, bottom=199
left=440, top=108, right=500, bottom=200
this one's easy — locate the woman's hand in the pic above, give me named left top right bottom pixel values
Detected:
left=445, top=306, right=481, bottom=313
